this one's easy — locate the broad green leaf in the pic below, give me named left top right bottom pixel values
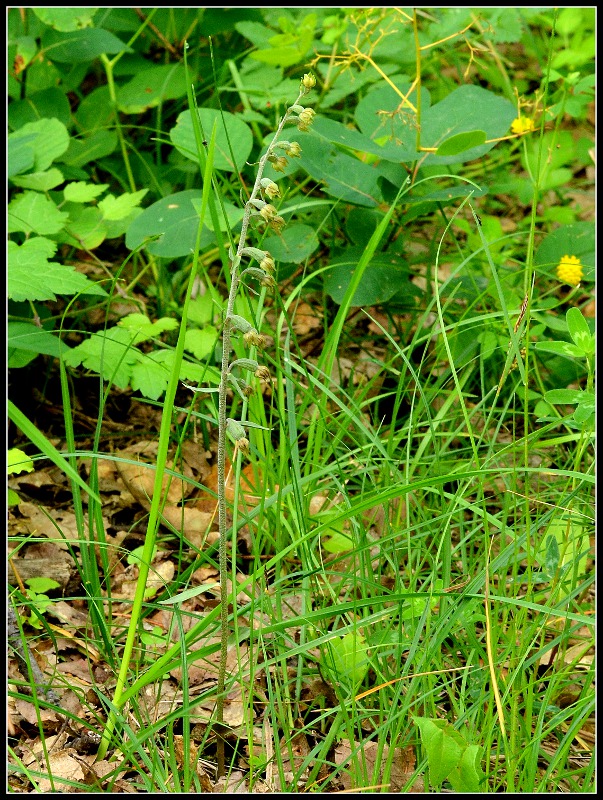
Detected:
left=63, top=130, right=118, bottom=167
left=33, top=8, right=98, bottom=32
left=565, top=307, right=594, bottom=355
left=8, top=132, right=36, bottom=177
left=355, top=84, right=514, bottom=165
left=8, top=448, right=34, bottom=475
left=250, top=12, right=316, bottom=67
left=8, top=322, right=66, bottom=365
left=545, top=388, right=590, bottom=405
left=234, top=20, right=274, bottom=48
left=322, top=631, right=370, bottom=691
left=8, top=88, right=72, bottom=129
left=12, top=118, right=69, bottom=172
left=478, top=330, right=500, bottom=360
left=126, top=190, right=213, bottom=258
left=26, top=577, right=61, bottom=594
left=64, top=181, right=109, bottom=202
left=170, top=108, right=253, bottom=172
left=8, top=238, right=105, bottom=302
left=435, top=129, right=487, bottom=157
left=191, top=198, right=244, bottom=232
left=534, top=222, right=594, bottom=282
left=187, top=294, right=216, bottom=327
left=322, top=531, right=354, bottom=553
left=131, top=351, right=173, bottom=400
left=324, top=248, right=409, bottom=306
left=11, top=167, right=64, bottom=191
left=448, top=744, right=485, bottom=793
left=118, top=313, right=179, bottom=338
left=414, top=717, right=463, bottom=787
left=537, top=517, right=590, bottom=578
left=117, top=64, right=191, bottom=113
left=41, top=27, right=130, bottom=62
left=534, top=340, right=584, bottom=359
left=296, top=133, right=383, bottom=207
left=421, top=86, right=515, bottom=164
left=98, top=189, right=148, bottom=221
left=262, top=223, right=319, bottom=264
left=8, top=191, right=68, bottom=235
left=75, top=85, right=114, bottom=133
left=184, top=327, right=218, bottom=360
left=63, top=327, right=140, bottom=390
left=59, top=205, right=106, bottom=250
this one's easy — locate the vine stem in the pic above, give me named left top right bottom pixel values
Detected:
left=214, top=90, right=305, bottom=777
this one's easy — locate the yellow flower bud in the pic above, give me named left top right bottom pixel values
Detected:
left=259, top=203, right=277, bottom=221
left=302, top=73, right=316, bottom=91
left=260, top=253, right=275, bottom=273
left=297, top=107, right=316, bottom=131
left=286, top=141, right=302, bottom=158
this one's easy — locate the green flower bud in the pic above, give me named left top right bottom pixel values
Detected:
left=229, top=358, right=259, bottom=373
left=241, top=246, right=267, bottom=262
left=226, top=418, right=246, bottom=441
left=228, top=314, right=253, bottom=334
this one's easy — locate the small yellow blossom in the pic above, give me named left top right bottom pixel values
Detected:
left=244, top=330, right=267, bottom=348
left=286, top=141, right=302, bottom=158
left=262, top=179, right=280, bottom=200
left=270, top=155, right=289, bottom=173
left=259, top=203, right=277, bottom=221
left=556, top=254, right=583, bottom=286
left=297, top=107, right=316, bottom=131
left=511, top=116, right=536, bottom=135
left=260, top=253, right=275, bottom=273
left=301, top=73, right=316, bottom=91
left=267, top=215, right=285, bottom=234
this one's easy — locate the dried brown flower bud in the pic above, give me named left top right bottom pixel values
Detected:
left=259, top=203, right=277, bottom=221
left=268, top=215, right=285, bottom=234
left=255, top=365, right=271, bottom=382
left=236, top=437, right=250, bottom=454
left=260, top=253, right=275, bottom=273
left=271, top=156, right=289, bottom=173
left=243, top=330, right=267, bottom=349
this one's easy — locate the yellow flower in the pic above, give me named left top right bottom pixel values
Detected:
left=297, top=107, right=316, bottom=131
left=511, top=116, right=536, bottom=134
left=301, top=73, right=316, bottom=91
left=556, top=254, right=583, bottom=286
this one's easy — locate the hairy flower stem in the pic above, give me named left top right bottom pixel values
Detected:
left=215, top=89, right=307, bottom=777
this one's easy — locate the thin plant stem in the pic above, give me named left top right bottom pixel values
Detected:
left=214, top=80, right=314, bottom=777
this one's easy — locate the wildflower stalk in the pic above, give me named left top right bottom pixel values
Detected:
left=214, top=74, right=316, bottom=777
